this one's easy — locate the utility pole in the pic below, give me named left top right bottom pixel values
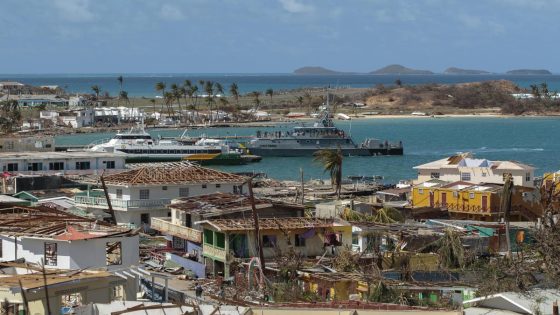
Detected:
left=100, top=173, right=117, bottom=225
left=247, top=178, right=265, bottom=269
left=300, top=168, right=305, bottom=205
left=501, top=174, right=513, bottom=258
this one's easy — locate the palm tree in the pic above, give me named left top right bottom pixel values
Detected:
left=117, top=76, right=124, bottom=93
left=164, top=91, right=175, bottom=118
left=313, top=148, right=343, bottom=198
left=171, top=84, right=183, bottom=122
left=149, top=99, right=156, bottom=118
left=215, top=83, right=224, bottom=118
left=155, top=82, right=166, bottom=113
left=265, top=88, right=274, bottom=104
left=250, top=91, right=261, bottom=111
left=204, top=81, right=214, bottom=122
left=297, top=96, right=304, bottom=111
left=230, top=83, right=239, bottom=107
left=304, top=92, right=312, bottom=114
left=191, top=85, right=200, bottom=122
left=91, top=85, right=100, bottom=100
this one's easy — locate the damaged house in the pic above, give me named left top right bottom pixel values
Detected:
left=0, top=206, right=139, bottom=270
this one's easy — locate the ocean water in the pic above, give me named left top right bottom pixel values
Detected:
left=55, top=117, right=560, bottom=183
left=2, top=73, right=560, bottom=97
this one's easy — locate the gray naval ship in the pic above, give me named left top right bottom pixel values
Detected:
left=246, top=110, right=403, bottom=157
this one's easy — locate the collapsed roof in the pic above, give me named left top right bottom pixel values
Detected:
left=103, top=162, right=247, bottom=186
left=0, top=205, right=135, bottom=239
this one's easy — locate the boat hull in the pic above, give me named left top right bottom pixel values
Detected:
left=123, top=153, right=250, bottom=165
left=246, top=147, right=403, bottom=157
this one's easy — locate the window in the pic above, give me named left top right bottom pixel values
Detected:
left=112, top=286, right=124, bottom=301
left=202, top=184, right=207, bottom=189
left=44, top=242, right=57, bottom=266
left=179, top=187, right=189, bottom=197
left=215, top=184, right=221, bottom=188
left=526, top=172, right=531, bottom=182
left=216, top=232, right=225, bottom=249
left=104, top=160, right=115, bottom=169
left=482, top=172, right=487, bottom=177
left=233, top=185, right=243, bottom=195
left=295, top=234, right=306, bottom=247
left=116, top=189, right=123, bottom=199
left=453, top=191, right=459, bottom=197
left=28, top=162, right=43, bottom=171
left=49, top=162, right=64, bottom=171
left=162, top=186, right=168, bottom=191
left=262, top=235, right=277, bottom=248
left=469, top=192, right=475, bottom=199
left=6, top=163, right=18, bottom=172
left=106, top=242, right=122, bottom=265
left=140, top=213, right=150, bottom=224
left=75, top=161, right=90, bottom=170
left=418, top=188, right=424, bottom=194
left=139, top=189, right=150, bottom=200
left=204, top=229, right=214, bottom=245
left=430, top=172, right=440, bottom=179
left=461, top=172, right=471, bottom=181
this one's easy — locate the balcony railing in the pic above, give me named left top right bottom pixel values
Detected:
left=203, top=244, right=227, bottom=261
left=74, top=195, right=172, bottom=210
left=433, top=202, right=494, bottom=213
left=151, top=217, right=202, bottom=243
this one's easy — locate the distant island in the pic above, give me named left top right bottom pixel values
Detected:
left=506, top=69, right=552, bottom=75
left=444, top=67, right=490, bottom=75
left=370, top=64, right=433, bottom=75
left=293, top=66, right=350, bottom=75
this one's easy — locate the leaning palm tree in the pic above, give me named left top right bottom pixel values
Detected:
left=265, top=88, right=274, bottom=104
left=155, top=82, right=166, bottom=113
left=229, top=83, right=239, bottom=107
left=91, top=85, right=100, bottom=100
left=117, top=76, right=124, bottom=93
left=215, top=83, right=224, bottom=118
left=191, top=85, right=200, bottom=122
left=313, top=148, right=343, bottom=198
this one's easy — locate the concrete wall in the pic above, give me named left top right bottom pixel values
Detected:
left=0, top=156, right=126, bottom=174
left=0, top=234, right=139, bottom=270
left=417, top=168, right=534, bottom=188
left=107, top=183, right=239, bottom=201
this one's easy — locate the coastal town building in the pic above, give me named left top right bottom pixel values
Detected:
left=197, top=217, right=351, bottom=277
left=150, top=192, right=304, bottom=278
left=75, top=162, right=247, bottom=228
left=0, top=151, right=126, bottom=175
left=0, top=135, right=54, bottom=152
left=413, top=153, right=536, bottom=188
left=411, top=180, right=542, bottom=221
left=0, top=268, right=135, bottom=315
left=0, top=206, right=140, bottom=270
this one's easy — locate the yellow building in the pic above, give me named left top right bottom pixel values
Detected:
left=0, top=269, right=135, bottom=315
left=411, top=180, right=542, bottom=221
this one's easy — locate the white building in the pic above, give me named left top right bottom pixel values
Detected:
left=0, top=206, right=139, bottom=270
left=60, top=108, right=94, bottom=128
left=413, top=153, right=535, bottom=188
left=69, top=95, right=86, bottom=106
left=0, top=151, right=126, bottom=175
left=75, top=162, right=247, bottom=228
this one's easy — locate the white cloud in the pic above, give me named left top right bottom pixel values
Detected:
left=53, top=0, right=95, bottom=22
left=159, top=4, right=186, bottom=21
left=278, top=0, right=314, bottom=13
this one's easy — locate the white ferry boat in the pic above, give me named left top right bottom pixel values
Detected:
left=88, top=124, right=248, bottom=165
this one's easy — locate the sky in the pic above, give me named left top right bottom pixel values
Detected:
left=0, top=0, right=559, bottom=74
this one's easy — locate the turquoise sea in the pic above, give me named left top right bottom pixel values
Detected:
left=56, top=117, right=560, bottom=183
left=2, top=73, right=560, bottom=97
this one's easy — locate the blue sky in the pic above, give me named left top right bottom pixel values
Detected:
left=0, top=0, right=558, bottom=73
